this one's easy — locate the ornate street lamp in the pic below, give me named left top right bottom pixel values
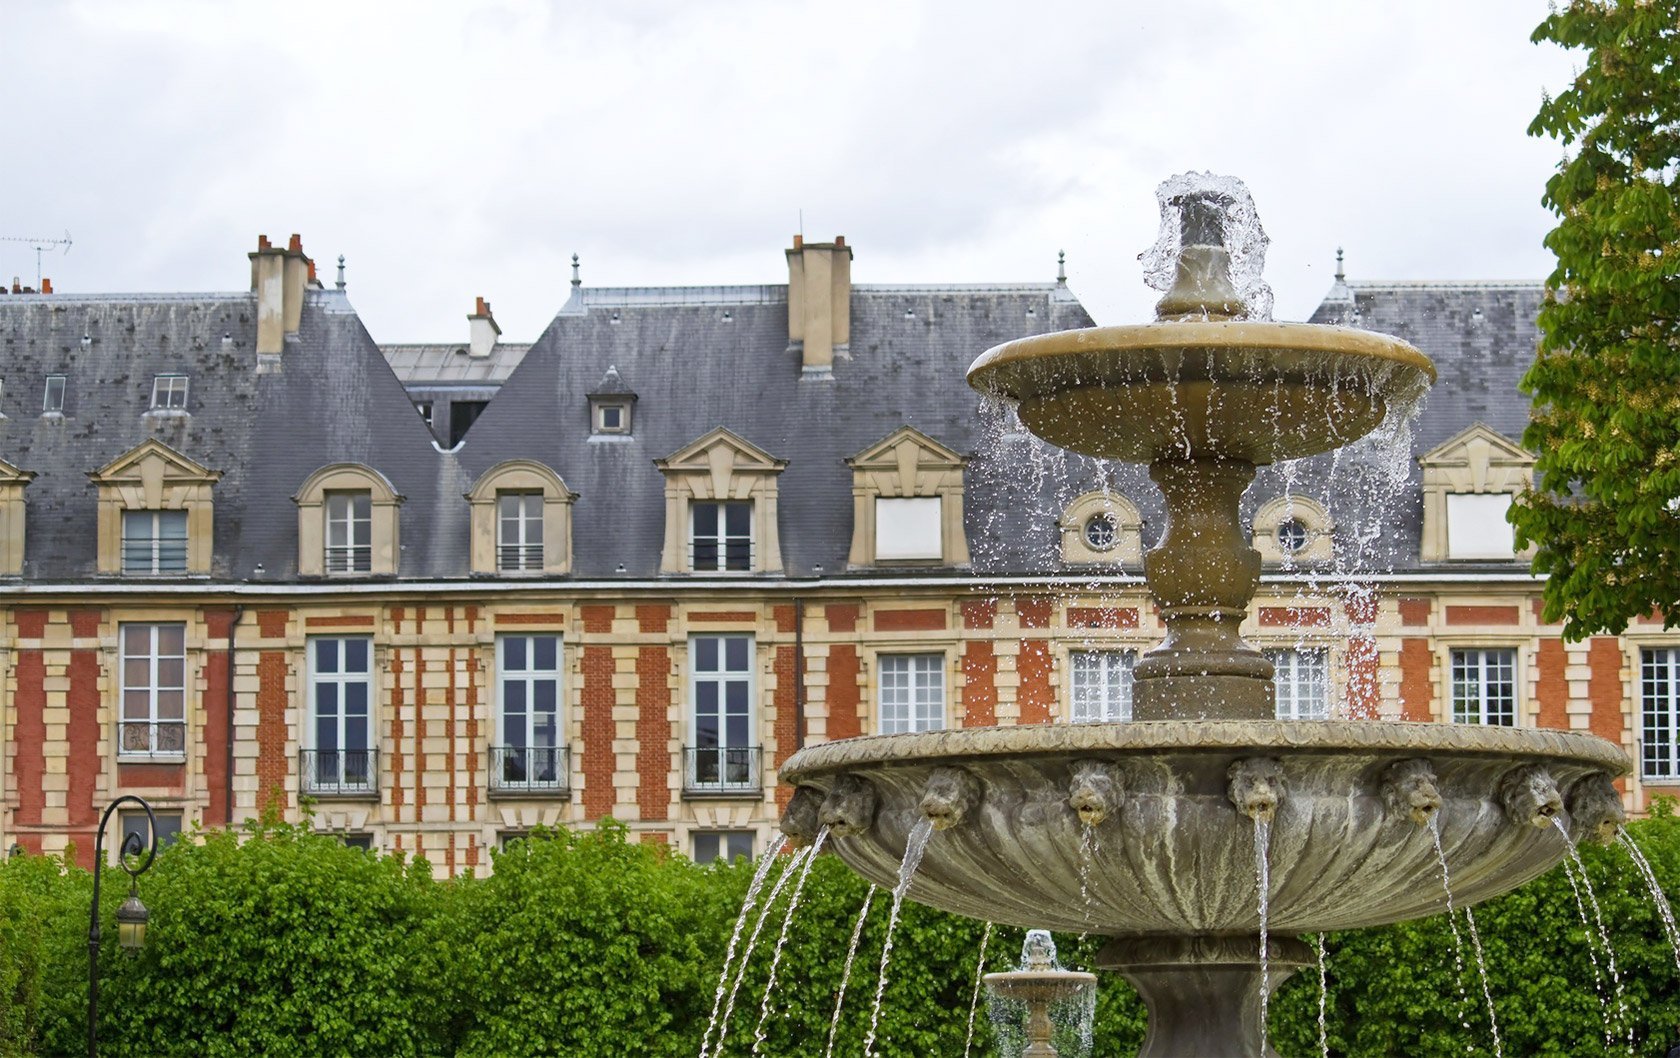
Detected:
left=87, top=795, right=159, bottom=1058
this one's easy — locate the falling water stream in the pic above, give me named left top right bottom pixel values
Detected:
left=1254, top=816, right=1272, bottom=1054
left=1315, top=933, right=1329, bottom=1058
left=1553, top=817, right=1632, bottom=1054
left=1619, top=825, right=1680, bottom=973
left=862, top=818, right=936, bottom=1058
left=1557, top=843, right=1615, bottom=1050
left=713, top=842, right=813, bottom=1056
left=962, top=921, right=994, bottom=1058
left=700, top=835, right=788, bottom=1058
left=1426, top=818, right=1476, bottom=1048
left=750, top=828, right=830, bottom=1055
left=824, top=886, right=877, bottom=1058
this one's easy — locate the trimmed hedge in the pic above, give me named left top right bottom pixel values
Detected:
left=1, top=809, right=1676, bottom=1056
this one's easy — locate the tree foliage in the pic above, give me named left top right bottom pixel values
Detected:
left=1, top=813, right=1677, bottom=1055
left=1514, top=0, right=1680, bottom=639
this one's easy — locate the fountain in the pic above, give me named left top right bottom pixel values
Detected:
left=984, top=930, right=1097, bottom=1058
left=779, top=174, right=1631, bottom=1056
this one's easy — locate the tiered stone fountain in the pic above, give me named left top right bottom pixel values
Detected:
left=780, top=175, right=1630, bottom=1057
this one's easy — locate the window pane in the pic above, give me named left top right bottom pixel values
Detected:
left=316, top=639, right=339, bottom=674
left=692, top=832, right=721, bottom=865
left=344, top=639, right=369, bottom=673
left=534, top=679, right=557, bottom=717
left=724, top=502, right=751, bottom=536
left=696, top=637, right=718, bottom=673
left=156, top=690, right=184, bottom=720
left=534, top=636, right=558, bottom=670
left=725, top=637, right=749, bottom=672
left=504, top=680, right=527, bottom=717
left=693, top=503, right=719, bottom=536
left=504, top=636, right=527, bottom=671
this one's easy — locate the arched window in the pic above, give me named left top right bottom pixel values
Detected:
left=1251, top=495, right=1333, bottom=566
left=293, top=464, right=403, bottom=577
left=1060, top=492, right=1143, bottom=566
left=465, top=460, right=577, bottom=575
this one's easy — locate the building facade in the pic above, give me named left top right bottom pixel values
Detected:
left=0, top=237, right=1675, bottom=872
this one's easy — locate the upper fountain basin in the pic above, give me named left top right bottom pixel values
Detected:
left=967, top=321, right=1436, bottom=463
left=780, top=721, right=1626, bottom=936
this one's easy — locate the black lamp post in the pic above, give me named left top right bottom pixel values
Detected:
left=87, top=795, right=159, bottom=1058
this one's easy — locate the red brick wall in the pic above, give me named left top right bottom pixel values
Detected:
left=826, top=604, right=859, bottom=633
left=1398, top=638, right=1434, bottom=722
left=874, top=608, right=946, bottom=632
left=1015, top=597, right=1053, bottom=629
left=66, top=611, right=102, bottom=865
left=12, top=612, right=47, bottom=850
left=1066, top=606, right=1138, bottom=629
left=635, top=645, right=671, bottom=821
left=1259, top=606, right=1331, bottom=628
left=581, top=645, right=616, bottom=819
left=256, top=649, right=290, bottom=815
left=773, top=645, right=799, bottom=810
left=1017, top=640, right=1054, bottom=724
left=1398, top=598, right=1432, bottom=626
left=637, top=605, right=671, bottom=634
left=581, top=605, right=614, bottom=634
left=1445, top=605, right=1521, bottom=626
left=961, top=599, right=996, bottom=630
left=1535, top=639, right=1569, bottom=730
left=203, top=609, right=236, bottom=824
left=828, top=646, right=862, bottom=739
left=1587, top=638, right=1625, bottom=747
left=1343, top=594, right=1379, bottom=719
left=961, top=642, right=997, bottom=727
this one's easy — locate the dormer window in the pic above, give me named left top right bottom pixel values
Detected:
left=465, top=461, right=576, bottom=576
left=43, top=375, right=65, bottom=414
left=1252, top=495, right=1333, bottom=566
left=325, top=491, right=373, bottom=573
left=121, top=510, right=188, bottom=574
left=845, top=427, right=971, bottom=569
left=1060, top=491, right=1143, bottom=566
left=150, top=374, right=189, bottom=411
left=692, top=501, right=752, bottom=571
left=588, top=365, right=638, bottom=437
left=1418, top=424, right=1536, bottom=563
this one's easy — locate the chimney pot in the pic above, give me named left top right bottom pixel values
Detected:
left=834, top=236, right=846, bottom=247
left=793, top=234, right=803, bottom=249
left=288, top=234, right=303, bottom=253
left=258, top=234, right=271, bottom=251
left=40, top=278, right=52, bottom=294
left=467, top=296, right=500, bottom=357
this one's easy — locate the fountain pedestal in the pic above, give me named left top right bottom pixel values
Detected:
left=1100, top=936, right=1313, bottom=1058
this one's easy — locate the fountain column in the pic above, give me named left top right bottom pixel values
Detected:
left=1099, top=936, right=1312, bottom=1058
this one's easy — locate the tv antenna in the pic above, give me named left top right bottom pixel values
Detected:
left=0, top=231, right=73, bottom=287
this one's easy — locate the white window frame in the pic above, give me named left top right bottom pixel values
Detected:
left=494, top=634, right=565, bottom=791
left=120, top=509, right=189, bottom=574
left=305, top=637, right=375, bottom=793
left=690, top=500, right=752, bottom=572
left=496, top=492, right=544, bottom=573
left=688, top=633, right=757, bottom=792
left=118, top=623, right=187, bottom=760
left=1069, top=650, right=1134, bottom=722
left=43, top=374, right=65, bottom=413
left=150, top=374, right=189, bottom=411
left=1268, top=647, right=1330, bottom=721
left=1641, top=647, right=1680, bottom=781
left=1451, top=647, right=1517, bottom=726
left=878, top=653, right=946, bottom=734
left=593, top=400, right=631, bottom=435
left=324, top=490, right=372, bottom=574
left=691, top=830, right=755, bottom=864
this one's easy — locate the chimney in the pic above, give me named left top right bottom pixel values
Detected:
left=40, top=278, right=52, bottom=294
left=467, top=296, right=501, bottom=358
left=786, top=236, right=852, bottom=375
left=249, top=232, right=312, bottom=358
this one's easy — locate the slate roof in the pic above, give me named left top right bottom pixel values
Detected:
left=0, top=265, right=1547, bottom=587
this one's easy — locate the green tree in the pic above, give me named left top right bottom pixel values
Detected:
left=1514, top=0, right=1680, bottom=639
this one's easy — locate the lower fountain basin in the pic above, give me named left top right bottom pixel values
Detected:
left=779, top=721, right=1627, bottom=935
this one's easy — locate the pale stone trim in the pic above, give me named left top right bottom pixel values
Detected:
left=655, top=428, right=787, bottom=574
left=846, top=426, right=970, bottom=568
left=292, top=464, right=403, bottom=577
left=464, top=460, right=577, bottom=576
left=1418, top=423, right=1536, bottom=563
left=0, top=459, right=36, bottom=576
left=1250, top=494, right=1333, bottom=566
left=1060, top=491, right=1144, bottom=567
left=88, top=439, right=221, bottom=576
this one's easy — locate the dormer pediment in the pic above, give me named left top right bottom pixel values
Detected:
left=656, top=428, right=788, bottom=476
left=847, top=426, right=967, bottom=476
left=0, top=458, right=36, bottom=486
left=89, top=439, right=221, bottom=489
left=1419, top=423, right=1534, bottom=493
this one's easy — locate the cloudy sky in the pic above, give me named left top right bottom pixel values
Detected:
left=2, top=1, right=1575, bottom=341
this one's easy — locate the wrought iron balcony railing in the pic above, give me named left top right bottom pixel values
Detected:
left=683, top=745, right=762, bottom=796
left=300, top=748, right=378, bottom=797
left=489, top=744, right=570, bottom=795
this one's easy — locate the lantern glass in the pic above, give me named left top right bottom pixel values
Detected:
left=116, top=893, right=148, bottom=952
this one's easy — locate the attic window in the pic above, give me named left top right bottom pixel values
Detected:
left=43, top=375, right=65, bottom=414
left=593, top=401, right=632, bottom=435
left=151, top=374, right=189, bottom=411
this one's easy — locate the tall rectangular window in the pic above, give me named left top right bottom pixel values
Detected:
left=497, top=492, right=543, bottom=572
left=119, top=623, right=186, bottom=758
left=1070, top=650, right=1134, bottom=722
left=1269, top=647, right=1330, bottom=720
left=121, top=510, right=188, bottom=574
left=691, top=501, right=751, bottom=571
left=494, top=635, right=564, bottom=792
left=306, top=637, right=375, bottom=794
left=689, top=634, right=756, bottom=792
left=150, top=374, right=189, bottom=410
left=879, top=653, right=945, bottom=734
left=43, top=375, right=65, bottom=413
left=324, top=491, right=372, bottom=573
left=1452, top=648, right=1516, bottom=726
left=1642, top=648, right=1680, bottom=780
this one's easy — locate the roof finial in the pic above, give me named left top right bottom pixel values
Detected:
left=571, top=252, right=581, bottom=289
left=1334, top=246, right=1345, bottom=283
left=335, top=254, right=346, bottom=291
left=1056, top=249, right=1066, bottom=284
